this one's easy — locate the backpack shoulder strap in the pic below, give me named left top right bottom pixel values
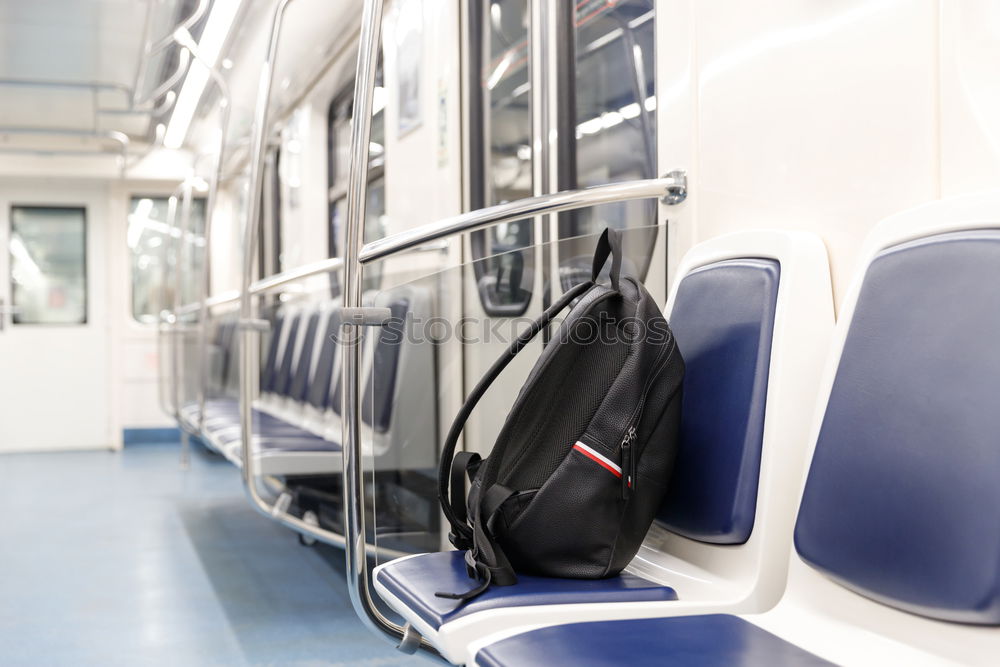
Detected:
left=437, top=227, right=625, bottom=547
left=438, top=277, right=595, bottom=547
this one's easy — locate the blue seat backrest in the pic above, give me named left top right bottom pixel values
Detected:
left=260, top=315, right=286, bottom=393
left=288, top=312, right=321, bottom=402
left=273, top=314, right=301, bottom=397
left=657, top=259, right=779, bottom=544
left=307, top=309, right=341, bottom=410
left=212, top=319, right=232, bottom=387
left=795, top=231, right=1000, bottom=625
left=362, top=299, right=410, bottom=434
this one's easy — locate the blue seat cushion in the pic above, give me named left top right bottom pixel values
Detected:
left=658, top=259, right=779, bottom=544
left=376, top=551, right=676, bottom=631
left=255, top=438, right=341, bottom=453
left=212, top=423, right=321, bottom=443
left=476, top=615, right=830, bottom=666
left=795, top=231, right=1000, bottom=624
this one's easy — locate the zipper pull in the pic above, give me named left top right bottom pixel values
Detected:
left=621, top=426, right=637, bottom=499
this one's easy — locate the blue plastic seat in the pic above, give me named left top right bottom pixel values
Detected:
left=372, top=243, right=817, bottom=664
left=378, top=551, right=675, bottom=632
left=477, top=615, right=830, bottom=666
left=473, top=206, right=1000, bottom=665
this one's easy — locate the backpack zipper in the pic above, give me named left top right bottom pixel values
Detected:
left=620, top=426, right=636, bottom=499
left=616, top=336, right=678, bottom=498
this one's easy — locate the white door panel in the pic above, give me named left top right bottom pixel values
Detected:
left=0, top=183, right=112, bottom=452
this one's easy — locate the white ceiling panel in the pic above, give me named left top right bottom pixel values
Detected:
left=0, top=0, right=190, bottom=154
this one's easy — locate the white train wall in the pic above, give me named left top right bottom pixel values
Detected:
left=2, top=0, right=998, bottom=451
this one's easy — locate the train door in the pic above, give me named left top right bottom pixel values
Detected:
left=461, top=0, right=665, bottom=456
left=0, top=183, right=112, bottom=452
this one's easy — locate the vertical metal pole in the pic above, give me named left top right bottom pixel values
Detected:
left=177, top=38, right=233, bottom=435
left=340, top=1, right=439, bottom=656
left=532, top=0, right=556, bottom=332
left=230, top=0, right=349, bottom=546
left=237, top=0, right=299, bottom=511
left=175, top=184, right=194, bottom=470
left=158, top=194, right=180, bottom=420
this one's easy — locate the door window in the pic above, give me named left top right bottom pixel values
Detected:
left=10, top=206, right=87, bottom=325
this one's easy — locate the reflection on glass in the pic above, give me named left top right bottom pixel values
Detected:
left=328, top=63, right=387, bottom=262
left=561, top=0, right=657, bottom=284
left=472, top=0, right=533, bottom=314
left=128, top=196, right=207, bottom=324
left=10, top=206, right=87, bottom=325
left=365, top=225, right=664, bottom=565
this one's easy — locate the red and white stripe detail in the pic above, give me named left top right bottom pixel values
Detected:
left=572, top=441, right=622, bottom=479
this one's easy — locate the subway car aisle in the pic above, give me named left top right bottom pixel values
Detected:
left=0, top=441, right=422, bottom=666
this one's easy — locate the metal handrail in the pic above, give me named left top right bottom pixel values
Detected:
left=176, top=34, right=233, bottom=437
left=133, top=0, right=208, bottom=107
left=358, top=175, right=686, bottom=265
left=248, top=257, right=345, bottom=295
left=341, top=0, right=436, bottom=657
left=173, top=183, right=196, bottom=467
left=0, top=127, right=130, bottom=171
left=234, top=0, right=356, bottom=553
left=340, top=2, right=688, bottom=657
left=157, top=191, right=182, bottom=422
left=175, top=290, right=241, bottom=316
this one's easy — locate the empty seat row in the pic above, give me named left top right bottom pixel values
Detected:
left=375, top=192, right=1000, bottom=665
left=180, top=285, right=438, bottom=479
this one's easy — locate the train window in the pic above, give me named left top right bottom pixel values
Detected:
left=263, top=148, right=283, bottom=276
left=469, top=0, right=534, bottom=316
left=327, top=66, right=387, bottom=260
left=127, top=196, right=207, bottom=324
left=9, top=206, right=87, bottom=325
left=559, top=0, right=658, bottom=281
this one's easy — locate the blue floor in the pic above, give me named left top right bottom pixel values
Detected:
left=0, top=442, right=428, bottom=666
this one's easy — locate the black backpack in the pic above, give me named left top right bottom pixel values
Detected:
left=438, top=228, right=685, bottom=601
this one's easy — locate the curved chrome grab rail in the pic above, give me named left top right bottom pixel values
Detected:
left=232, top=0, right=356, bottom=552
left=157, top=191, right=182, bottom=422
left=340, top=2, right=689, bottom=656
left=174, top=183, right=197, bottom=466
left=175, top=290, right=242, bottom=316
left=174, top=35, right=233, bottom=437
left=249, top=257, right=345, bottom=295
left=133, top=0, right=209, bottom=107
left=358, top=173, right=687, bottom=265
left=340, top=0, right=441, bottom=657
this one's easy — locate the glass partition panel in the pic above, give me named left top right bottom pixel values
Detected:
left=237, top=272, right=348, bottom=535
left=364, top=224, right=665, bottom=570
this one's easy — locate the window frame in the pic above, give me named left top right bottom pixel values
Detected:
left=467, top=0, right=536, bottom=317
left=466, top=0, right=660, bottom=313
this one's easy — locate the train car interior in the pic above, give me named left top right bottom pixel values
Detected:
left=2, top=0, right=1000, bottom=665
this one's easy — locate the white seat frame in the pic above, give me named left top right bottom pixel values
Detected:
left=372, top=229, right=836, bottom=665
